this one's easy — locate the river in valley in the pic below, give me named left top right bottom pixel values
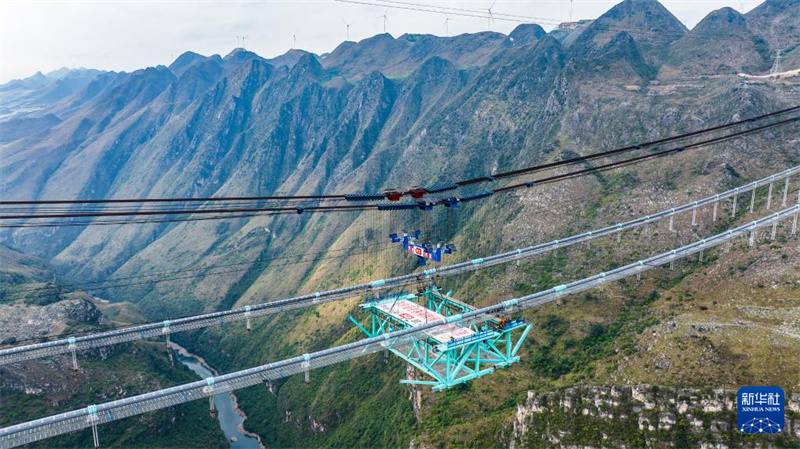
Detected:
left=176, top=351, right=262, bottom=449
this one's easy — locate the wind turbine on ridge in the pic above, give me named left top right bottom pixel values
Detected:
left=569, top=0, right=574, bottom=22
left=379, top=8, right=390, bottom=34
left=342, top=18, right=354, bottom=41
left=443, top=16, right=454, bottom=37
left=486, top=0, right=497, bottom=31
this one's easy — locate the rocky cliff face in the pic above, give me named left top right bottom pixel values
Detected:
left=509, top=385, right=800, bottom=448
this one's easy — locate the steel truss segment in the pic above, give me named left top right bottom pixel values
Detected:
left=351, top=288, right=530, bottom=391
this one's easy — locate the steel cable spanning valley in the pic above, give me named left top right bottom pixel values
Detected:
left=1, top=106, right=798, bottom=226
left=2, top=165, right=798, bottom=365
left=1, top=204, right=798, bottom=448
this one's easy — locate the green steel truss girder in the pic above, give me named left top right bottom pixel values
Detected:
left=422, top=287, right=474, bottom=318
left=351, top=288, right=532, bottom=391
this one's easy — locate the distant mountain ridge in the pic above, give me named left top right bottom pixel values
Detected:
left=568, top=0, right=687, bottom=68
left=3, top=0, right=795, bottom=120
left=659, top=6, right=774, bottom=78
left=0, top=68, right=104, bottom=121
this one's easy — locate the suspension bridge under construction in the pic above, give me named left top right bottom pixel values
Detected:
left=1, top=108, right=799, bottom=448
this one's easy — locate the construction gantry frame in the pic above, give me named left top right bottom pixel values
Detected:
left=350, top=288, right=531, bottom=391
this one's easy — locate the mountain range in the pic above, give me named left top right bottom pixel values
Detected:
left=2, top=0, right=797, bottom=284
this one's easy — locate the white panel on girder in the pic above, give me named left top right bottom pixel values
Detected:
left=374, top=300, right=474, bottom=343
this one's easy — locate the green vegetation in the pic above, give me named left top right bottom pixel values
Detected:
left=529, top=291, right=660, bottom=381
left=513, top=252, right=569, bottom=295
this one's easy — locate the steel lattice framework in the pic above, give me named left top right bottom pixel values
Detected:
left=351, top=288, right=532, bottom=391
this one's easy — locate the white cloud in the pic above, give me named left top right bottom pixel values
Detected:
left=0, top=0, right=764, bottom=82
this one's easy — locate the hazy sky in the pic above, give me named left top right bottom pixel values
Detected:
left=0, top=0, right=766, bottom=83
